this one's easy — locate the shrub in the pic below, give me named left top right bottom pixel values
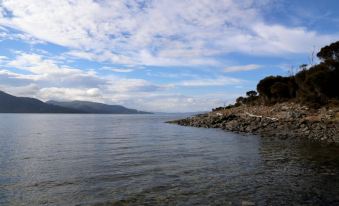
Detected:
left=317, top=41, right=339, bottom=62
left=257, top=76, right=296, bottom=104
left=295, top=61, right=339, bottom=105
left=246, top=90, right=257, bottom=97
left=270, top=82, right=290, bottom=99
left=228, top=40, right=339, bottom=108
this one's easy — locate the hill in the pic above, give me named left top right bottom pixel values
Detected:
left=0, top=91, right=152, bottom=114
left=46, top=100, right=152, bottom=114
left=0, top=91, right=82, bottom=113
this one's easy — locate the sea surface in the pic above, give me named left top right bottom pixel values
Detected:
left=0, top=114, right=338, bottom=206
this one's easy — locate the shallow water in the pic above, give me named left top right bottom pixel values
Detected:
left=0, top=114, right=338, bottom=205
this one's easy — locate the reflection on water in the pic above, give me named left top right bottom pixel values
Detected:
left=0, top=114, right=338, bottom=205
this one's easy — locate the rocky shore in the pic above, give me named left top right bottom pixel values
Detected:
left=168, top=102, right=339, bottom=144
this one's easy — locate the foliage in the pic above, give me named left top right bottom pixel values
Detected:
left=254, top=41, right=339, bottom=107
left=220, top=41, right=339, bottom=110
left=246, top=90, right=257, bottom=97
left=257, top=76, right=296, bottom=103
left=212, top=104, right=236, bottom=112
left=317, top=41, right=339, bottom=62
left=295, top=61, right=339, bottom=106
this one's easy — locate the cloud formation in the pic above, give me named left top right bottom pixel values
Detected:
left=1, top=0, right=337, bottom=66
left=224, top=64, right=261, bottom=73
left=177, top=77, right=243, bottom=87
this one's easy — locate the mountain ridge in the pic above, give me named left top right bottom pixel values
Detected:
left=0, top=91, right=83, bottom=113
left=47, top=100, right=152, bottom=114
left=0, top=91, right=152, bottom=114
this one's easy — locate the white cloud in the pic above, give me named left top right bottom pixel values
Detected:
left=1, top=56, right=243, bottom=112
left=5, top=52, right=106, bottom=87
left=101, top=67, right=134, bottom=73
left=38, top=87, right=102, bottom=102
left=117, top=93, right=242, bottom=113
left=0, top=55, right=8, bottom=64
left=1, top=0, right=336, bottom=66
left=0, top=27, right=43, bottom=44
left=0, top=69, right=37, bottom=84
left=8, top=53, right=74, bottom=75
left=0, top=83, right=40, bottom=97
left=1, top=57, right=242, bottom=112
left=1, top=52, right=192, bottom=111
left=224, top=64, right=261, bottom=72
left=249, top=23, right=336, bottom=54
left=104, top=78, right=170, bottom=93
left=177, top=76, right=243, bottom=87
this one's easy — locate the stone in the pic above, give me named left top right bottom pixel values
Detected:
left=241, top=200, right=255, bottom=206
left=170, top=103, right=339, bottom=144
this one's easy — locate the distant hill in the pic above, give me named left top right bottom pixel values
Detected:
left=47, top=100, right=152, bottom=114
left=0, top=91, right=82, bottom=113
left=0, top=91, right=152, bottom=114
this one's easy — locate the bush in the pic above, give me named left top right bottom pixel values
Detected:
left=257, top=76, right=296, bottom=104
left=226, top=41, right=339, bottom=108
left=317, top=41, right=339, bottom=62
left=246, top=90, right=257, bottom=97
left=270, top=82, right=290, bottom=99
left=296, top=62, right=339, bottom=105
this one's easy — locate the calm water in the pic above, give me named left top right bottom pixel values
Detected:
left=0, top=114, right=338, bottom=206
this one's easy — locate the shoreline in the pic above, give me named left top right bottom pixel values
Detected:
left=168, top=102, right=339, bottom=144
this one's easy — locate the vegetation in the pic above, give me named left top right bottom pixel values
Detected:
left=257, top=76, right=297, bottom=103
left=213, top=40, right=339, bottom=111
left=257, top=40, right=339, bottom=107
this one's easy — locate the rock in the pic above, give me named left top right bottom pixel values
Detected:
left=241, top=200, right=255, bottom=206
left=169, top=102, right=339, bottom=144
left=281, top=105, right=290, bottom=111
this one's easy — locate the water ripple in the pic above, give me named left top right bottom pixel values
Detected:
left=0, top=114, right=339, bottom=205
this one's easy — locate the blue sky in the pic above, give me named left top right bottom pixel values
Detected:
left=0, top=0, right=338, bottom=112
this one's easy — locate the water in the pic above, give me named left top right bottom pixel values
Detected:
left=0, top=114, right=338, bottom=206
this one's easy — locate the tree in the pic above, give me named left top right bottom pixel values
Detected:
left=231, top=40, right=339, bottom=108
left=317, top=41, right=339, bottom=62
left=257, top=76, right=279, bottom=99
left=257, top=75, right=297, bottom=103
left=246, top=90, right=257, bottom=97
left=270, top=82, right=290, bottom=99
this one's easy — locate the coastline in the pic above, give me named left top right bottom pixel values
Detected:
left=168, top=102, right=339, bottom=144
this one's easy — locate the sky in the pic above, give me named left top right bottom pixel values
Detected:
left=0, top=0, right=338, bottom=112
